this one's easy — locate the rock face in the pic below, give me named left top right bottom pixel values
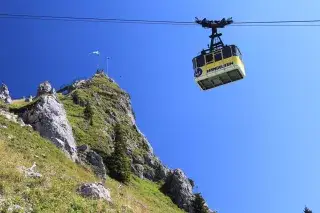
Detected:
left=20, top=82, right=78, bottom=162
left=77, top=183, right=112, bottom=202
left=112, top=87, right=169, bottom=181
left=118, top=94, right=136, bottom=126
left=0, top=83, right=12, bottom=103
left=142, top=152, right=170, bottom=181
left=77, top=144, right=107, bottom=181
left=161, top=169, right=195, bottom=212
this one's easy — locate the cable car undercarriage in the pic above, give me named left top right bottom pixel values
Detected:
left=193, top=17, right=246, bottom=90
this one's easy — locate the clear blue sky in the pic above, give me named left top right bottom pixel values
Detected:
left=1, top=1, right=320, bottom=212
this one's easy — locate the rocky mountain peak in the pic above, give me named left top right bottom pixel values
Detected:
left=0, top=83, right=12, bottom=104
left=36, top=81, right=56, bottom=97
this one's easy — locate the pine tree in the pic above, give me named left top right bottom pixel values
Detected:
left=107, top=124, right=131, bottom=183
left=192, top=193, right=209, bottom=213
left=84, top=102, right=94, bottom=125
left=304, top=206, right=312, bottom=213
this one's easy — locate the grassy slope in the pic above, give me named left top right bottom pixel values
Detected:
left=0, top=115, right=183, bottom=213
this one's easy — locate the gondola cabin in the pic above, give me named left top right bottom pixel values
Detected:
left=192, top=45, right=246, bottom=90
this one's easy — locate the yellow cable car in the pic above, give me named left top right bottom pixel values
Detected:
left=192, top=45, right=246, bottom=90
left=193, top=17, right=246, bottom=90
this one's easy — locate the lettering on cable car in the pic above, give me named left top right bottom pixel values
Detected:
left=207, top=62, right=234, bottom=73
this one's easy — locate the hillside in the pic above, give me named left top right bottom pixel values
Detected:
left=0, top=70, right=214, bottom=213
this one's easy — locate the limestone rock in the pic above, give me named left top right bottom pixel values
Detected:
left=37, top=81, right=56, bottom=97
left=20, top=85, right=78, bottom=161
left=161, top=169, right=195, bottom=212
left=77, top=144, right=107, bottom=181
left=0, top=83, right=12, bottom=104
left=0, top=109, right=27, bottom=127
left=18, top=162, right=42, bottom=178
left=132, top=164, right=144, bottom=179
left=77, top=183, right=112, bottom=202
left=142, top=152, right=169, bottom=181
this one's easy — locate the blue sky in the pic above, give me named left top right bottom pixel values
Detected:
left=1, top=1, right=320, bottom=212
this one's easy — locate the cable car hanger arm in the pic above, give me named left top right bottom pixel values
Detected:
left=195, top=17, right=233, bottom=53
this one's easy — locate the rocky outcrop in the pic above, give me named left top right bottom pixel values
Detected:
left=77, top=183, right=112, bottom=202
left=143, top=152, right=170, bottom=181
left=36, top=81, right=56, bottom=97
left=19, top=82, right=78, bottom=162
left=0, top=109, right=28, bottom=127
left=111, top=88, right=168, bottom=181
left=161, top=169, right=195, bottom=212
left=131, top=164, right=144, bottom=179
left=0, top=84, right=12, bottom=104
left=77, top=144, right=107, bottom=181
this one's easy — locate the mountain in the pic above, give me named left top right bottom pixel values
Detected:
left=0, top=70, right=215, bottom=213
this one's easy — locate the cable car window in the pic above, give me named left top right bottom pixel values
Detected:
left=196, top=55, right=205, bottom=67
left=192, top=58, right=196, bottom=69
left=230, top=45, right=237, bottom=56
left=235, top=47, right=243, bottom=59
left=214, top=52, right=222, bottom=62
left=222, top=47, right=232, bottom=59
left=205, top=54, right=214, bottom=64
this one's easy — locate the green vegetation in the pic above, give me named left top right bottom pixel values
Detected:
left=59, top=73, right=150, bottom=167
left=106, top=123, right=131, bottom=183
left=58, top=91, right=113, bottom=155
left=0, top=113, right=184, bottom=212
left=0, top=114, right=105, bottom=212
left=9, top=97, right=39, bottom=110
left=0, top=100, right=8, bottom=111
left=192, top=193, right=210, bottom=213
left=84, top=102, right=94, bottom=126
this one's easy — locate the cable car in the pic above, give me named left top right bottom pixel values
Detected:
left=193, top=17, right=246, bottom=90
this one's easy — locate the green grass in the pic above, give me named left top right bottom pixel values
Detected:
left=0, top=115, right=107, bottom=213
left=9, top=98, right=39, bottom=110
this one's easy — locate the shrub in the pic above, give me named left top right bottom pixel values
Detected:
left=304, top=206, right=312, bottom=213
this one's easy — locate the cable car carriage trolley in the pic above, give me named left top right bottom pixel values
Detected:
left=192, top=17, right=246, bottom=90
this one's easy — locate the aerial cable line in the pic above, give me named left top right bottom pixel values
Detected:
left=230, top=24, right=320, bottom=27
left=234, top=19, right=320, bottom=24
left=1, top=13, right=320, bottom=27
left=0, top=13, right=196, bottom=25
